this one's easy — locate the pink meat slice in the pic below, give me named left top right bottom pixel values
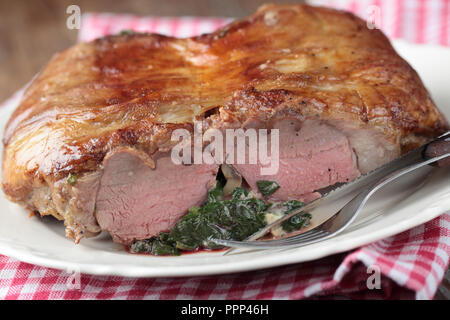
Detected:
left=95, top=148, right=218, bottom=244
left=233, top=119, right=360, bottom=202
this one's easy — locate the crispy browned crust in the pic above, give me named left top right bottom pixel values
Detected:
left=2, top=4, right=448, bottom=212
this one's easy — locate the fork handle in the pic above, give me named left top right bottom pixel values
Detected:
left=423, top=131, right=450, bottom=167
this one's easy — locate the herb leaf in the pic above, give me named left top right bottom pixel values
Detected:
left=67, top=173, right=77, bottom=186
left=281, top=200, right=304, bottom=214
left=206, top=181, right=224, bottom=203
left=118, top=29, right=137, bottom=36
left=130, top=233, right=180, bottom=256
left=279, top=200, right=310, bottom=232
left=281, top=213, right=312, bottom=233
left=231, top=187, right=249, bottom=200
left=256, top=180, right=280, bottom=197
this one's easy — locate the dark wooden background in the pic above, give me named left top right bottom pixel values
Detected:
left=0, top=0, right=305, bottom=102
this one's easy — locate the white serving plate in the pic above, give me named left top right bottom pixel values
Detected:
left=0, top=40, right=449, bottom=277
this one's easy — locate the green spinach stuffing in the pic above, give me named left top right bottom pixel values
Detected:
left=130, top=181, right=311, bottom=255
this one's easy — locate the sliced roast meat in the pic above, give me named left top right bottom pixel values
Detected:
left=66, top=172, right=103, bottom=241
left=95, top=148, right=218, bottom=244
left=329, top=120, right=401, bottom=174
left=233, top=119, right=360, bottom=201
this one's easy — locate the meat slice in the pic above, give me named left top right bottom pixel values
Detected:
left=95, top=148, right=218, bottom=244
left=233, top=119, right=360, bottom=201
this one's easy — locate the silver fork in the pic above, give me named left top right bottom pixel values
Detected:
left=213, top=151, right=450, bottom=251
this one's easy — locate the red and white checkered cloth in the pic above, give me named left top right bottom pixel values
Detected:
left=1, top=0, right=450, bottom=300
left=311, top=0, right=450, bottom=45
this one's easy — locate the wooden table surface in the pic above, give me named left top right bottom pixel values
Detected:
left=0, top=0, right=448, bottom=300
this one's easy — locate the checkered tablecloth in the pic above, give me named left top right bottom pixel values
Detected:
left=1, top=0, right=450, bottom=300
